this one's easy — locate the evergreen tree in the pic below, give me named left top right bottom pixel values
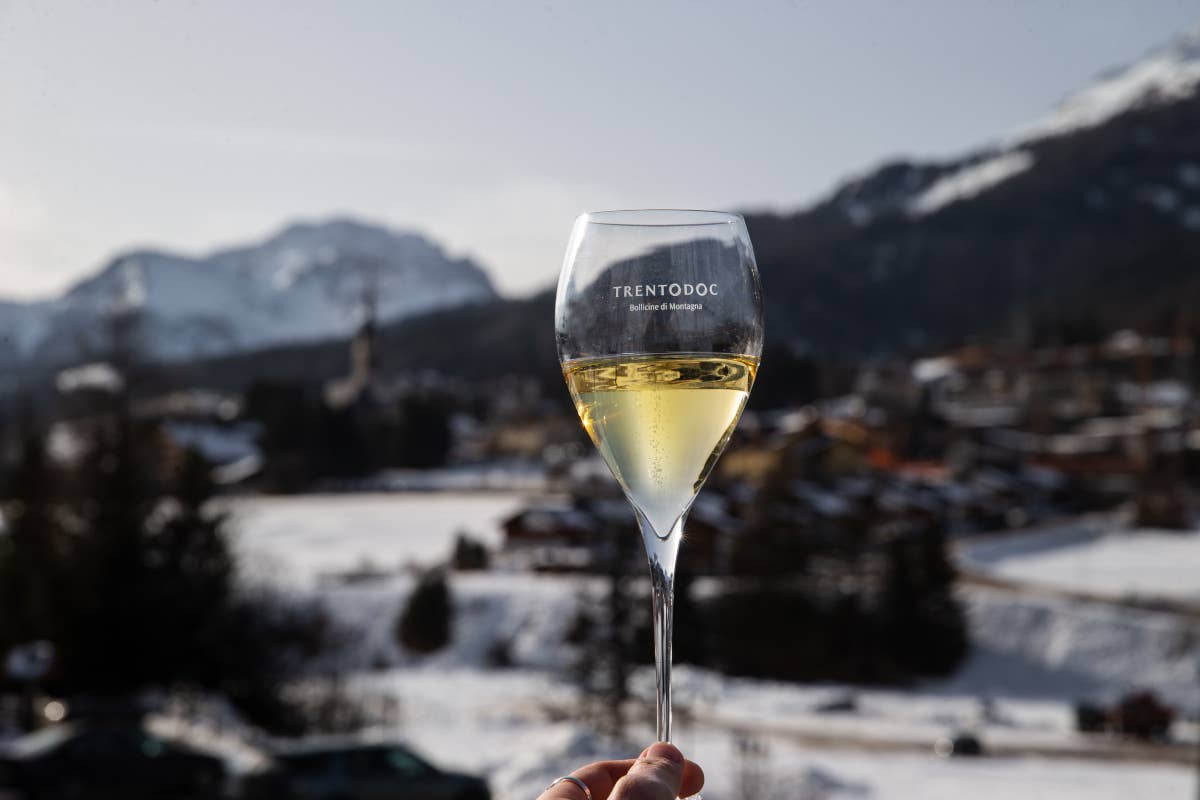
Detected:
left=59, top=409, right=156, bottom=693
left=143, top=448, right=237, bottom=686
left=879, top=525, right=968, bottom=678
left=0, top=431, right=66, bottom=652
left=396, top=568, right=453, bottom=653
left=0, top=315, right=335, bottom=732
left=710, top=439, right=969, bottom=684
left=878, top=534, right=921, bottom=680
left=0, top=410, right=331, bottom=731
left=909, top=524, right=969, bottom=675
left=451, top=533, right=490, bottom=571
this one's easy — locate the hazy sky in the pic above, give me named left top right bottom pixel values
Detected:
left=1, top=1, right=1197, bottom=299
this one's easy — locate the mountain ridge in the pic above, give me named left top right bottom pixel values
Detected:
left=6, top=30, right=1200, bottom=390
left=0, top=217, right=497, bottom=367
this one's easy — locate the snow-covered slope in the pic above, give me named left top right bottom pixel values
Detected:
left=0, top=218, right=497, bottom=364
left=896, top=28, right=1200, bottom=219
left=215, top=493, right=1200, bottom=798
left=228, top=494, right=1200, bottom=710
left=1019, top=28, right=1200, bottom=142
left=907, top=151, right=1035, bottom=215
left=757, top=27, right=1200, bottom=352
left=960, top=523, right=1200, bottom=603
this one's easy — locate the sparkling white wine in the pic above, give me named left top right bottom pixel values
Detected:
left=564, top=353, right=757, bottom=537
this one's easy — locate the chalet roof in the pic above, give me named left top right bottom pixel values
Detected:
left=503, top=504, right=595, bottom=533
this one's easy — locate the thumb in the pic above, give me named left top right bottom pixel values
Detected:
left=610, top=743, right=685, bottom=800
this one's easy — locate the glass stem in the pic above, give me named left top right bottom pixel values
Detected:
left=639, top=512, right=682, bottom=743
left=649, top=552, right=674, bottom=742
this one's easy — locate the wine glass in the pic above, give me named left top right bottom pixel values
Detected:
left=555, top=210, right=763, bottom=750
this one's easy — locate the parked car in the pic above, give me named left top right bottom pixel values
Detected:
left=1071, top=691, right=1176, bottom=740
left=257, top=741, right=489, bottom=800
left=933, top=731, right=985, bottom=758
left=0, top=722, right=225, bottom=799
left=1111, top=690, right=1175, bottom=741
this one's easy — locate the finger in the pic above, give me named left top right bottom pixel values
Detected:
left=610, top=742, right=687, bottom=800
left=679, top=760, right=705, bottom=798
left=632, top=750, right=703, bottom=797
left=539, top=759, right=636, bottom=800
left=536, top=748, right=704, bottom=800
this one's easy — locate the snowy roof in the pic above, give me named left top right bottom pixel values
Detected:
left=212, top=454, right=263, bottom=485
left=161, top=421, right=262, bottom=466
left=136, top=390, right=242, bottom=420
left=55, top=361, right=124, bottom=394
left=507, top=506, right=596, bottom=534
left=1116, top=380, right=1191, bottom=409
left=773, top=406, right=819, bottom=434
left=820, top=395, right=867, bottom=420
left=911, top=356, right=960, bottom=383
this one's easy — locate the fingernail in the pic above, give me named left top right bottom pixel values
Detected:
left=639, top=747, right=651, bottom=758
left=646, top=742, right=684, bottom=764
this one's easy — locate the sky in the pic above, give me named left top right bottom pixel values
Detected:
left=0, top=1, right=1197, bottom=300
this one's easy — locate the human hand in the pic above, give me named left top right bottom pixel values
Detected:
left=539, top=742, right=704, bottom=800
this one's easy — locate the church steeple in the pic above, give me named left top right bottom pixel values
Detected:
left=324, top=262, right=381, bottom=409
left=351, top=266, right=378, bottom=383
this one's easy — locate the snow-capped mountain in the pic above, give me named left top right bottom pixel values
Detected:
left=825, top=28, right=1200, bottom=226
left=145, top=27, right=1200, bottom=386
left=0, top=218, right=497, bottom=365
left=1018, top=27, right=1200, bottom=142
left=743, top=26, right=1200, bottom=352
left=904, top=26, right=1200, bottom=218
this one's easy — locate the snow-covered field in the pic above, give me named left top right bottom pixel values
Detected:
left=226, top=492, right=528, bottom=585
left=341, top=668, right=1192, bottom=800
left=960, top=520, right=1200, bottom=602
left=223, top=494, right=1198, bottom=799
left=947, top=587, right=1199, bottom=712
